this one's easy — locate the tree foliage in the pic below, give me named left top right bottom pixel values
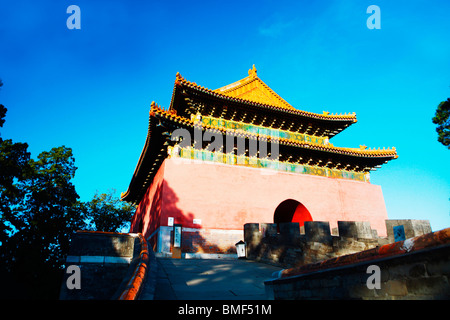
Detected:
left=0, top=142, right=84, bottom=298
left=83, top=190, right=135, bottom=233
left=432, top=98, right=450, bottom=149
left=0, top=80, right=135, bottom=298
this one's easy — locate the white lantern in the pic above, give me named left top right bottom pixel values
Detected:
left=235, top=240, right=246, bottom=259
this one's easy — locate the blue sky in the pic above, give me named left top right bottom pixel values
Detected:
left=1, top=0, right=449, bottom=231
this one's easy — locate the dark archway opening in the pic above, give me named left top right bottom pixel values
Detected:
left=274, top=199, right=313, bottom=228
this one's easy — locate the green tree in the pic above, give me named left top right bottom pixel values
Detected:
left=25, top=147, right=85, bottom=265
left=1, top=80, right=85, bottom=298
left=83, top=189, right=135, bottom=232
left=0, top=139, right=31, bottom=239
left=432, top=98, right=450, bottom=149
left=0, top=145, right=85, bottom=299
left=0, top=80, right=134, bottom=298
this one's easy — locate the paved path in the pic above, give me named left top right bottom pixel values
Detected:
left=154, top=258, right=283, bottom=300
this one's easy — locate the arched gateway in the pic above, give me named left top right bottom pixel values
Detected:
left=274, top=199, right=313, bottom=227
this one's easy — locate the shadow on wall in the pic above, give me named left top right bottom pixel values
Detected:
left=136, top=181, right=236, bottom=255
left=131, top=182, right=162, bottom=236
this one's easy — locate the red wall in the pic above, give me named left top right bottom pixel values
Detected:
left=132, top=158, right=389, bottom=237
left=130, top=161, right=165, bottom=248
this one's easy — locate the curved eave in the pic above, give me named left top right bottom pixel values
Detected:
left=121, top=111, right=170, bottom=204
left=151, top=105, right=397, bottom=160
left=279, top=141, right=398, bottom=160
left=172, top=74, right=358, bottom=124
left=120, top=132, right=152, bottom=204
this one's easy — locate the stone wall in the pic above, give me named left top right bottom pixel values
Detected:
left=244, top=219, right=432, bottom=269
left=264, top=228, right=450, bottom=300
left=245, top=221, right=382, bottom=268
left=59, top=231, right=143, bottom=300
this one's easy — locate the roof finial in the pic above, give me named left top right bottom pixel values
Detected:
left=248, top=64, right=257, bottom=77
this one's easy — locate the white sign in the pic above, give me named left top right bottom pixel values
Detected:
left=168, top=217, right=174, bottom=226
left=193, top=219, right=202, bottom=225
left=173, top=225, right=182, bottom=248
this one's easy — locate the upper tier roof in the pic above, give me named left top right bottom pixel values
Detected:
left=170, top=66, right=358, bottom=138
left=173, top=65, right=357, bottom=123
left=214, top=64, right=297, bottom=111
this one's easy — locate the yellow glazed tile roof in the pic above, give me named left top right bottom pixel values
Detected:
left=174, top=67, right=358, bottom=123
left=214, top=65, right=296, bottom=111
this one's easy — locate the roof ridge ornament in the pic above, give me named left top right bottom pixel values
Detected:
left=248, top=64, right=257, bottom=78
left=175, top=72, right=183, bottom=85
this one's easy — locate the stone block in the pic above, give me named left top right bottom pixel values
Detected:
left=348, top=284, right=376, bottom=299
left=408, top=263, right=428, bottom=278
left=296, top=289, right=313, bottom=299
left=244, top=223, right=259, bottom=233
left=386, top=220, right=431, bottom=243
left=68, top=232, right=135, bottom=257
left=426, top=255, right=450, bottom=276
left=411, top=220, right=432, bottom=236
left=371, top=229, right=378, bottom=239
left=244, top=223, right=261, bottom=257
left=279, top=222, right=300, bottom=236
left=383, top=280, right=408, bottom=296
left=331, top=227, right=339, bottom=236
left=304, top=221, right=332, bottom=245
left=244, top=223, right=260, bottom=243
left=320, top=276, right=341, bottom=288
left=279, top=222, right=301, bottom=244
left=405, top=276, right=450, bottom=297
left=338, top=221, right=373, bottom=239
left=260, top=223, right=277, bottom=237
